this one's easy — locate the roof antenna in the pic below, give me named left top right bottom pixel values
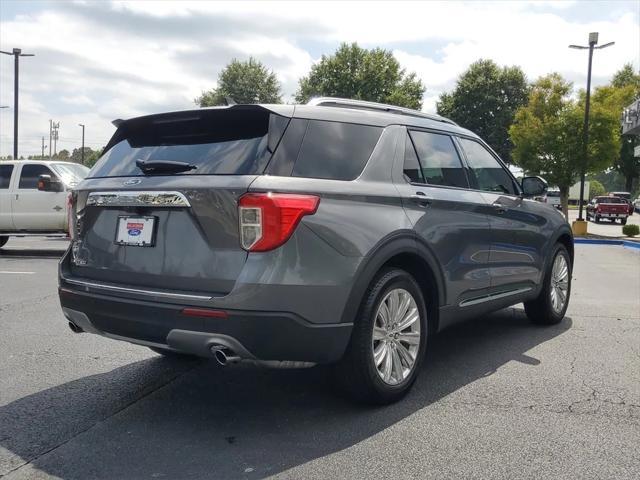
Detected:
left=225, top=97, right=237, bottom=106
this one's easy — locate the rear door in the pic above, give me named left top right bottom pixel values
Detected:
left=396, top=129, right=492, bottom=307
left=0, top=163, right=15, bottom=230
left=456, top=136, right=548, bottom=292
left=11, top=163, right=67, bottom=231
left=69, top=106, right=291, bottom=296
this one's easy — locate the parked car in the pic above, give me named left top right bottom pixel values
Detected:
left=586, top=196, right=629, bottom=224
left=609, top=191, right=634, bottom=215
left=58, top=98, right=573, bottom=404
left=634, top=197, right=640, bottom=213
left=546, top=189, right=562, bottom=209
left=0, top=160, right=90, bottom=249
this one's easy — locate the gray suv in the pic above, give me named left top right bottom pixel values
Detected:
left=58, top=98, right=573, bottom=404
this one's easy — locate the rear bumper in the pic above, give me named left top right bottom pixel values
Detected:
left=59, top=287, right=352, bottom=364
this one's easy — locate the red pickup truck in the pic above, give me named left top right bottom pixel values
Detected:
left=586, top=196, right=629, bottom=225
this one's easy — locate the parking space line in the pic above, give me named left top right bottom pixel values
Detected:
left=0, top=271, right=36, bottom=274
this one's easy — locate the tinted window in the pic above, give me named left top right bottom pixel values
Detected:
left=0, top=164, right=13, bottom=189
left=291, top=121, right=382, bottom=180
left=409, top=130, right=468, bottom=188
left=89, top=109, right=288, bottom=178
left=18, top=164, right=56, bottom=189
left=403, top=133, right=424, bottom=183
left=459, top=138, right=517, bottom=195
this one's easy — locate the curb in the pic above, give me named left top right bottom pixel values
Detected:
left=574, top=238, right=640, bottom=250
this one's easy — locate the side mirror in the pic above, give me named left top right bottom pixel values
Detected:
left=37, top=174, right=63, bottom=192
left=521, top=176, right=548, bottom=197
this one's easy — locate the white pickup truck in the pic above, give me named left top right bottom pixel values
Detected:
left=0, top=160, right=90, bottom=249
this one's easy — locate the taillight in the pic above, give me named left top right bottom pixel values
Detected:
left=238, top=193, right=320, bottom=252
left=67, top=192, right=75, bottom=239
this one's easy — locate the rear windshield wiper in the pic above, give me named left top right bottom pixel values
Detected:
left=136, top=159, right=197, bottom=175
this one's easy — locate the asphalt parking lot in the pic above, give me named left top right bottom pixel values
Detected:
left=1, top=237, right=639, bottom=479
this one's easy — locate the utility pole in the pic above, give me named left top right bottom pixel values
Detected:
left=78, top=123, right=85, bottom=165
left=41, top=136, right=46, bottom=159
left=0, top=48, right=35, bottom=160
left=52, top=122, right=60, bottom=156
left=49, top=120, right=53, bottom=160
left=569, top=33, right=615, bottom=223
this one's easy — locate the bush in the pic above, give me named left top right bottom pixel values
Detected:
left=622, top=224, right=639, bottom=237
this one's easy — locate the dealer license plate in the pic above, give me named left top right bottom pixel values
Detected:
left=115, top=216, right=156, bottom=246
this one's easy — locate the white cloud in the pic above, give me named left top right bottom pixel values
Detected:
left=0, top=0, right=638, bottom=157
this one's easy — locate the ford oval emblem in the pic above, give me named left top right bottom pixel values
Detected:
left=124, top=178, right=142, bottom=186
left=128, top=228, right=141, bottom=236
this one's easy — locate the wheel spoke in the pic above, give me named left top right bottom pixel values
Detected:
left=397, top=331, right=420, bottom=346
left=395, top=292, right=411, bottom=324
left=396, top=307, right=419, bottom=331
left=391, top=348, right=404, bottom=382
left=373, top=326, right=387, bottom=341
left=378, top=303, right=390, bottom=328
left=374, top=342, right=388, bottom=367
left=396, top=342, right=415, bottom=368
left=382, top=347, right=393, bottom=382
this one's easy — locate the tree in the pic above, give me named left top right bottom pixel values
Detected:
left=56, top=149, right=70, bottom=160
left=509, top=73, right=619, bottom=218
left=71, top=146, right=95, bottom=165
left=84, top=148, right=103, bottom=168
left=437, top=59, right=529, bottom=164
left=295, top=43, right=425, bottom=109
left=195, top=57, right=282, bottom=106
left=589, top=179, right=606, bottom=199
left=594, top=64, right=640, bottom=192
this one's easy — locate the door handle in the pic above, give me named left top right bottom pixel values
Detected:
left=492, top=201, right=506, bottom=214
left=410, top=193, right=431, bottom=206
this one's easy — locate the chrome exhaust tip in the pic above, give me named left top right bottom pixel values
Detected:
left=68, top=321, right=83, bottom=333
left=211, top=346, right=240, bottom=366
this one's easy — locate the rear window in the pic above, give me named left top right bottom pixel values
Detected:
left=596, top=197, right=622, bottom=204
left=89, top=108, right=289, bottom=178
left=291, top=120, right=382, bottom=181
left=0, top=164, right=13, bottom=189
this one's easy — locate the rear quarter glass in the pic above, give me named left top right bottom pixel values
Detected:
left=88, top=108, right=290, bottom=178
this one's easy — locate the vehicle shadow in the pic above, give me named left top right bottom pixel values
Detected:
left=0, top=308, right=572, bottom=479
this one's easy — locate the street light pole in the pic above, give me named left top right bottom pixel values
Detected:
left=78, top=124, right=85, bottom=165
left=569, top=33, right=614, bottom=222
left=0, top=48, right=35, bottom=160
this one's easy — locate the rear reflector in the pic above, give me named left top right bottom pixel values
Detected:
left=238, top=193, right=320, bottom=252
left=181, top=308, right=228, bottom=319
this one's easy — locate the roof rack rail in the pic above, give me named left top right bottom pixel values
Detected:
left=306, top=97, right=458, bottom=126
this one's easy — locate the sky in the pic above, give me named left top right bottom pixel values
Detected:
left=0, top=0, right=639, bottom=158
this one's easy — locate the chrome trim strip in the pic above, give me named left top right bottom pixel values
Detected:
left=87, top=191, right=191, bottom=208
left=63, top=277, right=212, bottom=301
left=459, top=287, right=532, bottom=308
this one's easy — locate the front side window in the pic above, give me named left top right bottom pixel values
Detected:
left=18, top=165, right=56, bottom=189
left=458, top=138, right=517, bottom=195
left=0, top=164, right=13, bottom=189
left=408, top=130, right=468, bottom=188
left=403, top=133, right=424, bottom=183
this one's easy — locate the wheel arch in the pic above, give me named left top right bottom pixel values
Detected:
left=340, top=232, right=445, bottom=333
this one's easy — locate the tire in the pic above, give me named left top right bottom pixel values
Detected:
left=148, top=346, right=197, bottom=359
left=524, top=244, right=571, bottom=325
left=335, top=268, right=429, bottom=405
left=0, top=236, right=8, bottom=248
left=621, top=218, right=627, bottom=225
left=594, top=215, right=600, bottom=223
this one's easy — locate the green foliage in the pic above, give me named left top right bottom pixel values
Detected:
left=595, top=64, right=640, bottom=192
left=622, top=223, right=639, bottom=237
left=71, top=147, right=95, bottom=165
left=84, top=149, right=103, bottom=168
left=295, top=43, right=425, bottom=109
left=589, top=179, right=606, bottom=199
left=509, top=73, right=619, bottom=217
left=55, top=149, right=70, bottom=160
left=196, top=58, right=282, bottom=106
left=437, top=59, right=529, bottom=163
